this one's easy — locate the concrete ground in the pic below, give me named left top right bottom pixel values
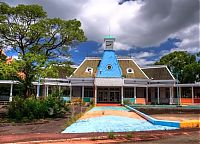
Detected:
left=80, top=108, right=143, bottom=120
left=151, top=113, right=200, bottom=121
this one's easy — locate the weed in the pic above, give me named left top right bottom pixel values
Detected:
left=108, top=131, right=115, bottom=139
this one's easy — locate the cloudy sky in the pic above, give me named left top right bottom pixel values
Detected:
left=3, top=0, right=200, bottom=66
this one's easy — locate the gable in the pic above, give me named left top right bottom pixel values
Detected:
left=119, top=60, right=148, bottom=79
left=96, top=51, right=122, bottom=78
left=71, top=59, right=100, bottom=78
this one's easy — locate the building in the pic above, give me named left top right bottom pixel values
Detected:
left=0, top=37, right=200, bottom=105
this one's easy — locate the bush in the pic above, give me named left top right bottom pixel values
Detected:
left=123, top=99, right=131, bottom=105
left=7, top=93, right=68, bottom=121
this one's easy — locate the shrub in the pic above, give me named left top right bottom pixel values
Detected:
left=123, top=99, right=131, bottom=105
left=7, top=93, right=68, bottom=121
left=108, top=131, right=115, bottom=139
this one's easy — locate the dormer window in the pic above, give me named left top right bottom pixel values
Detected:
left=127, top=68, right=134, bottom=73
left=85, top=67, right=93, bottom=73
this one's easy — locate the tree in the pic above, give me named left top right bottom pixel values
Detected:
left=0, top=3, right=86, bottom=97
left=155, top=51, right=199, bottom=83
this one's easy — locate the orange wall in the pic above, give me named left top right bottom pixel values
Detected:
left=136, top=98, right=146, bottom=104
left=180, top=98, right=192, bottom=104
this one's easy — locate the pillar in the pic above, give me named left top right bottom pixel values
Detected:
left=192, top=86, right=194, bottom=104
left=46, top=85, right=49, bottom=97
left=9, top=83, right=13, bottom=102
left=36, top=84, right=40, bottom=98
left=82, top=86, right=84, bottom=102
left=134, top=87, right=137, bottom=104
left=146, top=87, right=148, bottom=103
left=157, top=87, right=160, bottom=104
left=170, top=87, right=173, bottom=104
left=69, top=85, right=72, bottom=102
left=169, top=87, right=172, bottom=104
left=179, top=87, right=181, bottom=105
left=121, top=86, right=124, bottom=105
left=94, top=86, right=97, bottom=105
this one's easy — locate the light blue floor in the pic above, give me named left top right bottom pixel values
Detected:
left=62, top=115, right=178, bottom=133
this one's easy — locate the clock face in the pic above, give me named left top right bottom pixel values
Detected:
left=106, top=41, right=113, bottom=49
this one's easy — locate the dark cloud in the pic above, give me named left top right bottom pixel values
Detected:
left=1, top=0, right=199, bottom=51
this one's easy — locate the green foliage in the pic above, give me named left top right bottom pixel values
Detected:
left=108, top=131, right=115, bottom=139
left=7, top=94, right=68, bottom=121
left=123, top=99, right=131, bottom=105
left=0, top=2, right=86, bottom=97
left=126, top=133, right=133, bottom=139
left=155, top=51, right=200, bottom=83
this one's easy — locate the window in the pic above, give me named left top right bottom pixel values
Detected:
left=107, top=64, right=112, bottom=70
left=84, top=87, right=94, bottom=97
left=126, top=68, right=134, bottom=73
left=85, top=67, right=93, bottom=73
left=124, top=88, right=134, bottom=98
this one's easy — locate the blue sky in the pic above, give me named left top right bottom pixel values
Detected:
left=3, top=0, right=200, bottom=66
left=69, top=38, right=181, bottom=66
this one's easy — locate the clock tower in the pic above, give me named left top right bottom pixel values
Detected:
left=96, top=36, right=122, bottom=78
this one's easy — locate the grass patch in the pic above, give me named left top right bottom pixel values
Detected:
left=64, top=104, right=94, bottom=128
left=126, top=133, right=133, bottom=139
left=108, top=131, right=115, bottom=139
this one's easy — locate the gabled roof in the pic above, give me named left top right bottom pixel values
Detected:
left=142, top=66, right=175, bottom=80
left=71, top=59, right=100, bottom=78
left=71, top=58, right=148, bottom=79
left=119, top=59, right=148, bottom=79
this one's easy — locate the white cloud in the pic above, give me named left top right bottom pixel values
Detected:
left=2, top=0, right=199, bottom=52
left=133, top=57, right=155, bottom=66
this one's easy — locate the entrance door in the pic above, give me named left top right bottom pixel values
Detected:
left=110, top=91, right=120, bottom=102
left=97, top=87, right=121, bottom=103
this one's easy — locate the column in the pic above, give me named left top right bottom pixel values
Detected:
left=134, top=87, right=137, bottom=104
left=179, top=87, right=181, bottom=105
left=9, top=83, right=13, bottom=102
left=192, top=86, right=194, bottom=104
left=146, top=87, right=148, bottom=103
left=94, top=86, right=97, bottom=105
left=46, top=85, right=49, bottom=97
left=36, top=77, right=40, bottom=98
left=36, top=84, right=40, bottom=98
left=171, top=87, right=174, bottom=104
left=157, top=87, right=160, bottom=104
left=69, top=84, right=72, bottom=102
left=169, top=87, right=172, bottom=104
left=121, top=86, right=124, bottom=105
left=82, top=86, right=84, bottom=102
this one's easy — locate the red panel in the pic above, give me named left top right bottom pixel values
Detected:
left=194, top=98, right=200, bottom=103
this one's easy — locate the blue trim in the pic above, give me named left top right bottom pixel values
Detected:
left=125, top=105, right=180, bottom=128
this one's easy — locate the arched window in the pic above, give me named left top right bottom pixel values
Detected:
left=126, top=68, right=134, bottom=73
